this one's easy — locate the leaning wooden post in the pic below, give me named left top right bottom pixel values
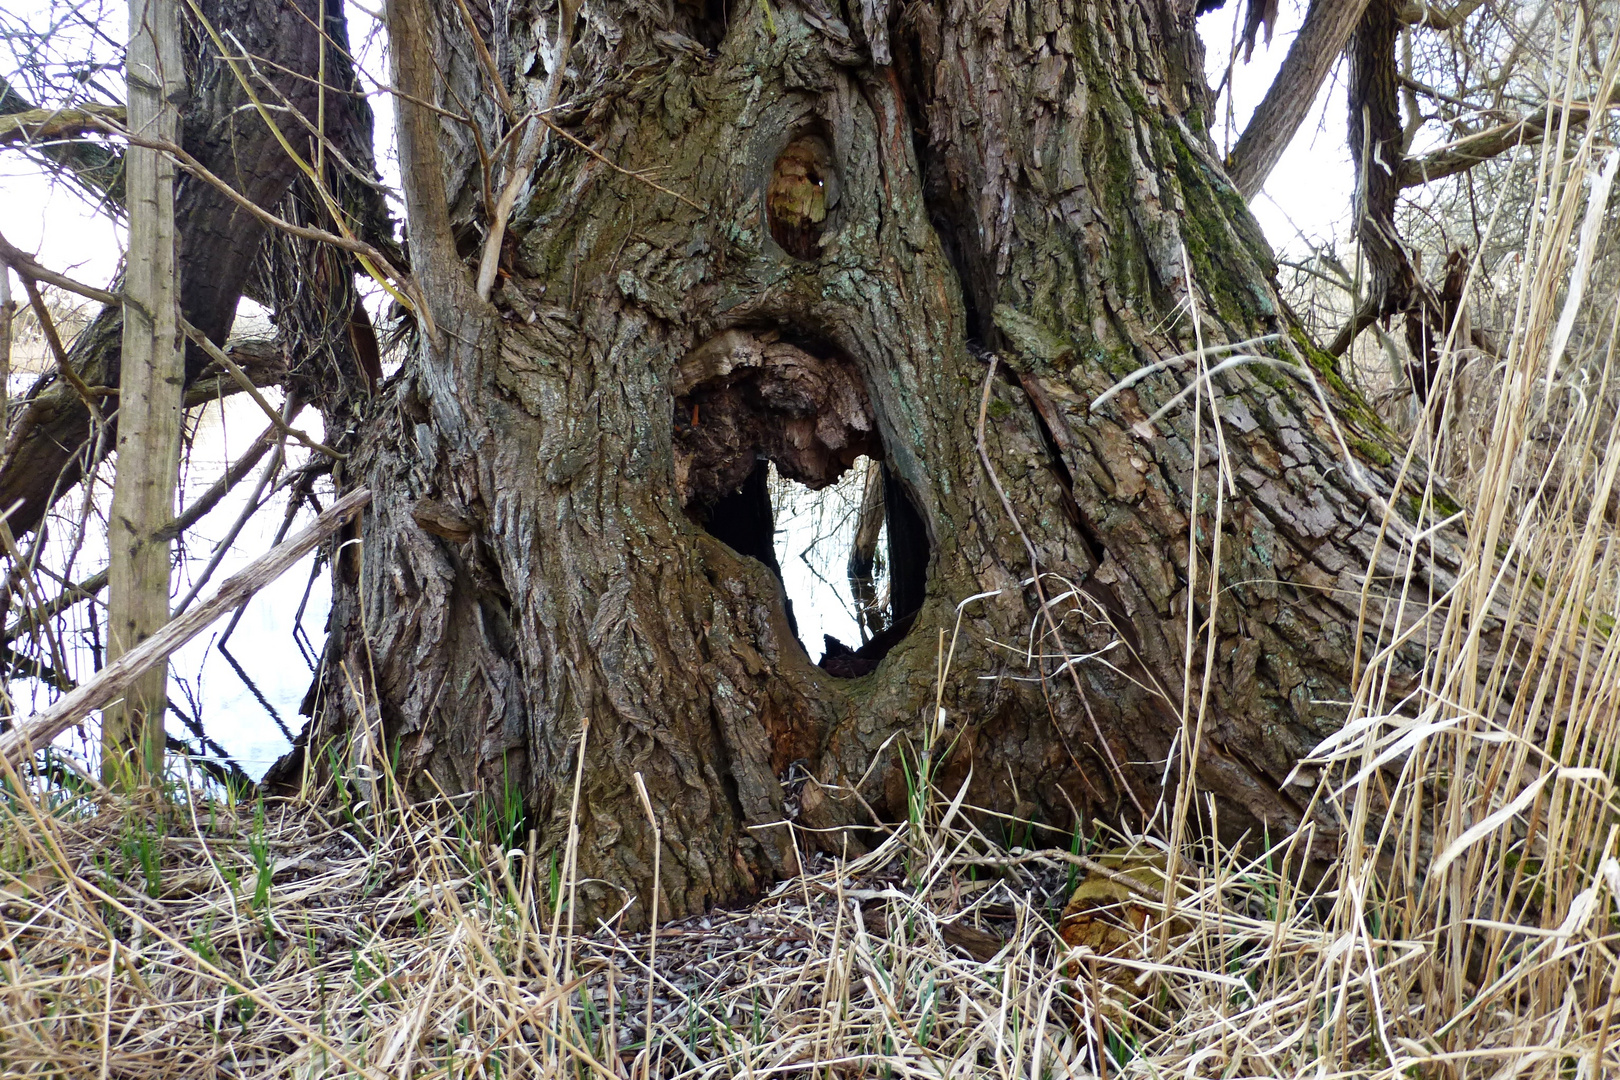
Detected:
left=104, top=0, right=185, bottom=785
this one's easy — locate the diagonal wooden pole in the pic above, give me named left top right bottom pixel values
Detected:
left=0, top=488, right=370, bottom=771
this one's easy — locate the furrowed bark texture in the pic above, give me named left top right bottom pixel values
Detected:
left=1348, top=0, right=1409, bottom=312
left=311, top=0, right=1446, bottom=922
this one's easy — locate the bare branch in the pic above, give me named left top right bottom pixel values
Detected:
left=1397, top=97, right=1616, bottom=187
left=18, top=277, right=112, bottom=418
left=2, top=570, right=107, bottom=650
left=0, top=487, right=371, bottom=769
left=180, top=321, right=345, bottom=460
left=475, top=0, right=580, bottom=301
left=1396, top=0, right=1487, bottom=30
left=0, top=229, right=119, bottom=306
left=0, top=104, right=125, bottom=147
left=81, top=114, right=424, bottom=324
left=1226, top=0, right=1376, bottom=201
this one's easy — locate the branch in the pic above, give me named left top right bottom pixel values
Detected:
left=475, top=0, right=580, bottom=301
left=1396, top=0, right=1486, bottom=30
left=18, top=277, right=111, bottom=419
left=0, top=229, right=119, bottom=306
left=157, top=414, right=292, bottom=540
left=1397, top=98, right=1614, bottom=187
left=84, top=114, right=425, bottom=325
left=2, top=570, right=108, bottom=648
left=0, top=487, right=371, bottom=769
left=182, top=337, right=289, bottom=408
left=180, top=321, right=345, bottom=460
left=1226, top=0, right=1376, bottom=201
left=0, top=78, right=124, bottom=203
left=0, top=104, right=126, bottom=148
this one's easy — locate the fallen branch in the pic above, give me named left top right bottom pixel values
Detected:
left=0, top=487, right=370, bottom=769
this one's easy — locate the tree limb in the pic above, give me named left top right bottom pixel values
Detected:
left=0, top=105, right=126, bottom=148
left=1226, top=0, right=1375, bottom=201
left=0, top=78, right=124, bottom=203
left=0, top=230, right=120, bottom=304
left=1396, top=0, right=1486, bottom=30
left=180, top=321, right=345, bottom=459
left=1397, top=97, right=1615, bottom=187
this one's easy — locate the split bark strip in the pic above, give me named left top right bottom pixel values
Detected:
left=0, top=486, right=371, bottom=770
left=105, top=0, right=186, bottom=783
left=474, top=0, right=579, bottom=301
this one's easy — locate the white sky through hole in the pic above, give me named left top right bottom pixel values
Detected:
left=771, top=458, right=885, bottom=658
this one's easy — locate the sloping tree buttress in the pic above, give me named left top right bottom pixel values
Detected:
left=300, top=0, right=1445, bottom=922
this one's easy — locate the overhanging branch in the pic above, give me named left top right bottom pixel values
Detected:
left=1225, top=0, right=1375, bottom=201
left=1397, top=97, right=1617, bottom=187
left=0, top=104, right=126, bottom=147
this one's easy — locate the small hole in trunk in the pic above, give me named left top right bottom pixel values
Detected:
left=766, top=135, right=835, bottom=260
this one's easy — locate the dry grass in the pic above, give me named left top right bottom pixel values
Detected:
left=0, top=759, right=1409, bottom=1079
left=5, top=9, right=1620, bottom=1080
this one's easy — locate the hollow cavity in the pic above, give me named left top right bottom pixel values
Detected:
left=673, top=331, right=928, bottom=676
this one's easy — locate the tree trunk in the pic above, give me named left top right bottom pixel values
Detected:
left=104, top=0, right=185, bottom=782
left=297, top=0, right=1442, bottom=924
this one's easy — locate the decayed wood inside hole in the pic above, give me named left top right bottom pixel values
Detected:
left=673, top=329, right=876, bottom=512
left=765, top=135, right=833, bottom=260
left=673, top=329, right=930, bottom=677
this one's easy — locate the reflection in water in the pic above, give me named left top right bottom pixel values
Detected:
left=8, top=375, right=332, bottom=780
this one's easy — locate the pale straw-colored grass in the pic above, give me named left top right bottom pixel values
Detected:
left=5, top=15, right=1620, bottom=1080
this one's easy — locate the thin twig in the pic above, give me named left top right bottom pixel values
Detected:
left=180, top=321, right=345, bottom=460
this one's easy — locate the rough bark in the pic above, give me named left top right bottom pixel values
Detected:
left=298, top=0, right=1446, bottom=924
left=1348, top=0, right=1409, bottom=313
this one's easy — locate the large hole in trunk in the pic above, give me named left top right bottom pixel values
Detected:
left=674, top=331, right=928, bottom=676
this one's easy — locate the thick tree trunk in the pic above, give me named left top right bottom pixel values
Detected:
left=302, top=0, right=1444, bottom=923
